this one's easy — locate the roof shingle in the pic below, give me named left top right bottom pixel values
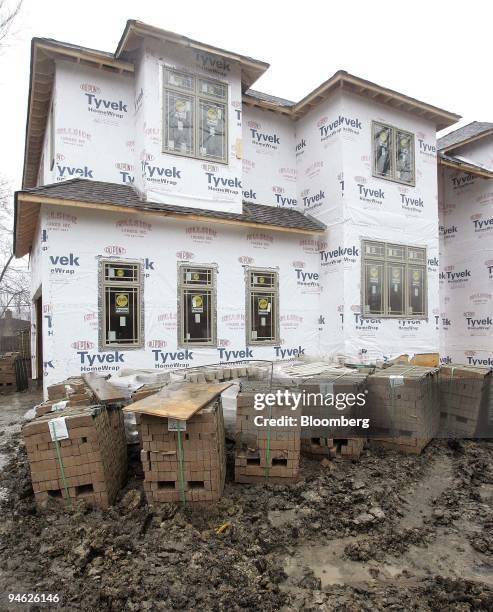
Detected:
left=21, top=179, right=326, bottom=233
left=437, top=121, right=493, bottom=151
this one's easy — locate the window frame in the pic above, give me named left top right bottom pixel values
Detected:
left=177, top=263, right=218, bottom=348
left=99, top=258, right=144, bottom=351
left=162, top=67, right=229, bottom=165
left=371, top=120, right=415, bottom=187
left=361, top=240, right=427, bottom=319
left=245, top=267, right=280, bottom=346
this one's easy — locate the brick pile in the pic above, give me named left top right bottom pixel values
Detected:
left=0, top=352, right=18, bottom=389
left=23, top=404, right=127, bottom=509
left=439, top=365, right=493, bottom=437
left=299, top=370, right=369, bottom=460
left=366, top=364, right=440, bottom=454
left=139, top=399, right=226, bottom=504
left=234, top=389, right=301, bottom=484
left=35, top=377, right=95, bottom=417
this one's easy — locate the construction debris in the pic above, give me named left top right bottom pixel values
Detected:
left=22, top=404, right=127, bottom=509
left=0, top=352, right=20, bottom=390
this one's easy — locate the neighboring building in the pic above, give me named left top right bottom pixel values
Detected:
left=16, top=20, right=490, bottom=391
left=437, top=122, right=493, bottom=367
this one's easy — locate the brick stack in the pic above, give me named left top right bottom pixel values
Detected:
left=0, top=352, right=18, bottom=390
left=23, top=404, right=127, bottom=509
left=366, top=365, right=440, bottom=454
left=139, top=399, right=226, bottom=504
left=439, top=365, right=493, bottom=437
left=299, top=369, right=369, bottom=460
left=234, top=389, right=301, bottom=484
left=35, top=377, right=95, bottom=417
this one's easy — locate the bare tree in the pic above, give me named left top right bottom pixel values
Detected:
left=0, top=1, right=28, bottom=323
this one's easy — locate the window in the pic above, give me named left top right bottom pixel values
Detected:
left=163, top=68, right=228, bottom=163
left=101, top=261, right=143, bottom=348
left=362, top=240, right=427, bottom=318
left=246, top=269, right=279, bottom=344
left=372, top=121, right=415, bottom=185
left=178, top=265, right=217, bottom=346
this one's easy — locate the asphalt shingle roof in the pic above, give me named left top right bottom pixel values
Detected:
left=437, top=121, right=493, bottom=151
left=21, top=179, right=326, bottom=233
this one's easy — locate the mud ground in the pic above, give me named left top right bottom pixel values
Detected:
left=0, top=390, right=492, bottom=611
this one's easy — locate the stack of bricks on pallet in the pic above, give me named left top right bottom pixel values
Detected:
left=366, top=364, right=439, bottom=454
left=23, top=404, right=127, bottom=509
left=235, top=388, right=300, bottom=484
left=439, top=365, right=493, bottom=437
left=184, top=364, right=268, bottom=383
left=35, top=377, right=95, bottom=417
left=299, top=369, right=369, bottom=460
left=0, top=352, right=18, bottom=389
left=140, top=399, right=226, bottom=504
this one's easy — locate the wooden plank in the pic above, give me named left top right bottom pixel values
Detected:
left=82, top=373, right=131, bottom=403
left=123, top=382, right=233, bottom=420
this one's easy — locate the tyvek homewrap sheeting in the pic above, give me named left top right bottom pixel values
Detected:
left=37, top=204, right=320, bottom=388
left=439, top=140, right=493, bottom=367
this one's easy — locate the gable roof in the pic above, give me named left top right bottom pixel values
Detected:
left=437, top=121, right=493, bottom=152
left=14, top=179, right=326, bottom=257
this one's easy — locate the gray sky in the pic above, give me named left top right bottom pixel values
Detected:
left=1, top=0, right=492, bottom=190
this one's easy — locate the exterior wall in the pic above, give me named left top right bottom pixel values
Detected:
left=242, top=106, right=297, bottom=208
left=37, top=204, right=320, bottom=390
left=438, top=155, right=493, bottom=367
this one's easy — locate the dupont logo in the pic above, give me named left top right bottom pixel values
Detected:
left=238, top=256, right=254, bottom=265
left=194, top=51, right=230, bottom=76
left=57, top=165, right=94, bottom=180
left=301, top=188, right=325, bottom=211
left=80, top=83, right=101, bottom=94
left=218, top=339, right=231, bottom=348
left=439, top=266, right=471, bottom=284
left=452, top=174, right=475, bottom=190
left=142, top=161, right=181, bottom=184
left=104, top=245, right=126, bottom=256
left=71, top=340, right=95, bottom=350
left=116, top=162, right=134, bottom=184
left=247, top=232, right=274, bottom=249
left=148, top=340, right=167, bottom=349
left=84, top=312, right=97, bottom=322
left=320, top=246, right=359, bottom=266
left=186, top=226, right=217, bottom=244
left=248, top=121, right=280, bottom=150
left=471, top=213, right=493, bottom=233
left=319, top=114, right=362, bottom=141
left=299, top=238, right=327, bottom=254
left=176, top=251, right=195, bottom=260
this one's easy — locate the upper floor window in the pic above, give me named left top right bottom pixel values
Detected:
left=372, top=121, right=415, bottom=186
left=362, top=240, right=427, bottom=318
left=163, top=68, right=228, bottom=164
